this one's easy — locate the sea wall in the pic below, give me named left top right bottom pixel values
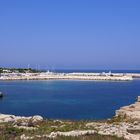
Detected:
left=0, top=72, right=133, bottom=81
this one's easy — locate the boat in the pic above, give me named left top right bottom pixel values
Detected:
left=0, top=92, right=3, bottom=98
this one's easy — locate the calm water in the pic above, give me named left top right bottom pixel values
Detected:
left=0, top=79, right=140, bottom=120
left=46, top=69, right=140, bottom=74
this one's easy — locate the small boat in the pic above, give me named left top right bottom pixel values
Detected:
left=0, top=92, right=3, bottom=98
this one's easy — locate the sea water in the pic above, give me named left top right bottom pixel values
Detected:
left=0, top=79, right=140, bottom=120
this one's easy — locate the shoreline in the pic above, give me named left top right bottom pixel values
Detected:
left=1, top=97, right=140, bottom=140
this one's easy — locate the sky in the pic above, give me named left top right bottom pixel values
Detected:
left=0, top=0, right=140, bottom=70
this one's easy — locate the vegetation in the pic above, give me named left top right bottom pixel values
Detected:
left=0, top=67, right=40, bottom=73
left=107, top=115, right=127, bottom=124
left=57, top=134, right=126, bottom=140
left=0, top=120, right=126, bottom=140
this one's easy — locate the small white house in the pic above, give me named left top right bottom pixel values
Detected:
left=2, top=69, right=11, bottom=73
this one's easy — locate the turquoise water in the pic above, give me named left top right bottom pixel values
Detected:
left=0, top=80, right=140, bottom=120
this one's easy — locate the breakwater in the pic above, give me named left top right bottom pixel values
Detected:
left=0, top=72, right=133, bottom=81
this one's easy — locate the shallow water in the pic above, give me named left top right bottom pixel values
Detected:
left=0, top=80, right=140, bottom=120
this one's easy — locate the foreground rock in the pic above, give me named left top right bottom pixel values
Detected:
left=0, top=114, right=43, bottom=123
left=0, top=113, right=43, bottom=129
left=86, top=122, right=140, bottom=140
left=20, top=130, right=95, bottom=139
left=116, top=96, right=140, bottom=120
left=19, top=121, right=140, bottom=140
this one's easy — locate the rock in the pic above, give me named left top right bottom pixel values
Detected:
left=0, top=114, right=43, bottom=123
left=19, top=120, right=140, bottom=140
left=20, top=134, right=26, bottom=140
left=49, top=132, right=58, bottom=138
left=124, top=133, right=140, bottom=140
left=53, top=120, right=63, bottom=124
left=51, top=125, right=58, bottom=128
left=19, top=130, right=95, bottom=139
left=0, top=113, right=43, bottom=129
left=47, top=130, right=95, bottom=138
left=0, top=114, right=15, bottom=123
left=137, top=96, right=140, bottom=102
left=31, top=115, right=43, bottom=123
left=116, top=96, right=140, bottom=120
left=86, top=122, right=103, bottom=128
left=14, top=125, right=37, bottom=130
left=20, top=134, right=34, bottom=140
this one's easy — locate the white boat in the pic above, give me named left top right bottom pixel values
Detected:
left=0, top=92, right=3, bottom=98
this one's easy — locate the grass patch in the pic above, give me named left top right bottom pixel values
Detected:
left=0, top=120, right=127, bottom=140
left=107, top=115, right=127, bottom=124
left=54, top=134, right=126, bottom=140
left=13, top=134, right=127, bottom=140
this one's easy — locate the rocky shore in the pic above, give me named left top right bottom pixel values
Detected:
left=116, top=96, right=140, bottom=120
left=1, top=97, right=140, bottom=140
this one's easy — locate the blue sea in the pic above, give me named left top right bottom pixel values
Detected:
left=0, top=70, right=140, bottom=120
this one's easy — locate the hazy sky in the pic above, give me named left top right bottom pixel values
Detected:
left=0, top=0, right=140, bottom=69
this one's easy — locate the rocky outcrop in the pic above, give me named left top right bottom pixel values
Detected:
left=20, top=121, right=140, bottom=140
left=20, top=130, right=95, bottom=140
left=86, top=122, right=140, bottom=140
left=0, top=114, right=43, bottom=123
left=55, top=130, right=95, bottom=137
left=0, top=114, right=43, bottom=129
left=116, top=96, right=140, bottom=120
left=0, top=114, right=16, bottom=123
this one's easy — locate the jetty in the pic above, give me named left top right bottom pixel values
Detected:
left=0, top=72, right=133, bottom=81
left=126, top=73, right=140, bottom=78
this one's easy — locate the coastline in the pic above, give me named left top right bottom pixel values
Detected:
left=1, top=97, right=140, bottom=140
left=0, top=72, right=134, bottom=81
